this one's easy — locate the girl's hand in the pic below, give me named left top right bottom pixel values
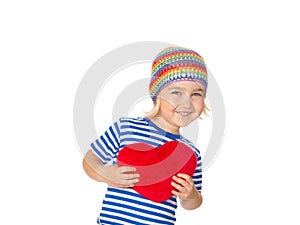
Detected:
left=171, top=173, right=198, bottom=200
left=101, top=165, right=140, bottom=188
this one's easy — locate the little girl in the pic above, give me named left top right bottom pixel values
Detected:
left=83, top=46, right=208, bottom=224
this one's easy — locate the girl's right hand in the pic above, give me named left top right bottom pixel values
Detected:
left=101, top=165, right=140, bottom=188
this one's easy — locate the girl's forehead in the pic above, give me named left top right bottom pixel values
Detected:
left=166, top=81, right=205, bottom=90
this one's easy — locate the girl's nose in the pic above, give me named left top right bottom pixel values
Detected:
left=179, top=94, right=193, bottom=108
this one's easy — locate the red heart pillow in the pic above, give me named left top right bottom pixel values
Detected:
left=117, top=141, right=197, bottom=202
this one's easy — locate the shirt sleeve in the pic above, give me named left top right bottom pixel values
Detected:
left=192, top=155, right=202, bottom=192
left=90, top=119, right=121, bottom=165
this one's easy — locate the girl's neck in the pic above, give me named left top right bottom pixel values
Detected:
left=150, top=117, right=181, bottom=135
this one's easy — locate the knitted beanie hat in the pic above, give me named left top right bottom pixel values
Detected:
left=149, top=46, right=208, bottom=102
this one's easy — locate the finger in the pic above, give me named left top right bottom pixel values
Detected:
left=107, top=177, right=137, bottom=188
left=171, top=181, right=184, bottom=193
left=176, top=174, right=194, bottom=185
left=120, top=172, right=139, bottom=184
left=172, top=176, right=188, bottom=187
left=113, top=183, right=136, bottom=188
left=171, top=189, right=181, bottom=197
left=176, top=173, right=192, bottom=181
left=119, top=177, right=139, bottom=186
left=171, top=185, right=185, bottom=198
left=122, top=172, right=140, bottom=180
left=119, top=166, right=137, bottom=173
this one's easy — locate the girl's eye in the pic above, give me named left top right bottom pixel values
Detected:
left=171, top=91, right=182, bottom=95
left=192, top=93, right=202, bottom=97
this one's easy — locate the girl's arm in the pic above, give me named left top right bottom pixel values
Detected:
left=82, top=149, right=140, bottom=188
left=171, top=173, right=203, bottom=210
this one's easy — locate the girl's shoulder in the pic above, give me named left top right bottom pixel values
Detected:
left=117, top=116, right=149, bottom=125
left=115, top=117, right=151, bottom=129
left=179, top=136, right=201, bottom=157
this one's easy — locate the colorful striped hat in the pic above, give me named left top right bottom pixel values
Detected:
left=149, top=46, right=208, bottom=102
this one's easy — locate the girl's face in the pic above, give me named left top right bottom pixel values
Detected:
left=157, top=81, right=205, bottom=134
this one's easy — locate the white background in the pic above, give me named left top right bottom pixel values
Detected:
left=1, top=0, right=299, bottom=224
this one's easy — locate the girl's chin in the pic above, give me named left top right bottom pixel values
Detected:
left=178, top=121, right=192, bottom=127
left=175, top=116, right=196, bottom=127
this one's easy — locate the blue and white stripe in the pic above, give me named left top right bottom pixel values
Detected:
left=91, top=117, right=202, bottom=224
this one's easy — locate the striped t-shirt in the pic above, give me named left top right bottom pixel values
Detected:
left=91, top=117, right=202, bottom=225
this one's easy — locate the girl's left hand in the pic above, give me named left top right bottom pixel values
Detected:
left=171, top=173, right=197, bottom=200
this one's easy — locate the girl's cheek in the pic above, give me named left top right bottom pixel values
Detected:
left=163, top=99, right=179, bottom=109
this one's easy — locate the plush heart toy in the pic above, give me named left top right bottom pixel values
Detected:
left=117, top=141, right=197, bottom=202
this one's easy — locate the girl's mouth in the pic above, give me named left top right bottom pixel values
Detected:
left=176, top=111, right=192, bottom=116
